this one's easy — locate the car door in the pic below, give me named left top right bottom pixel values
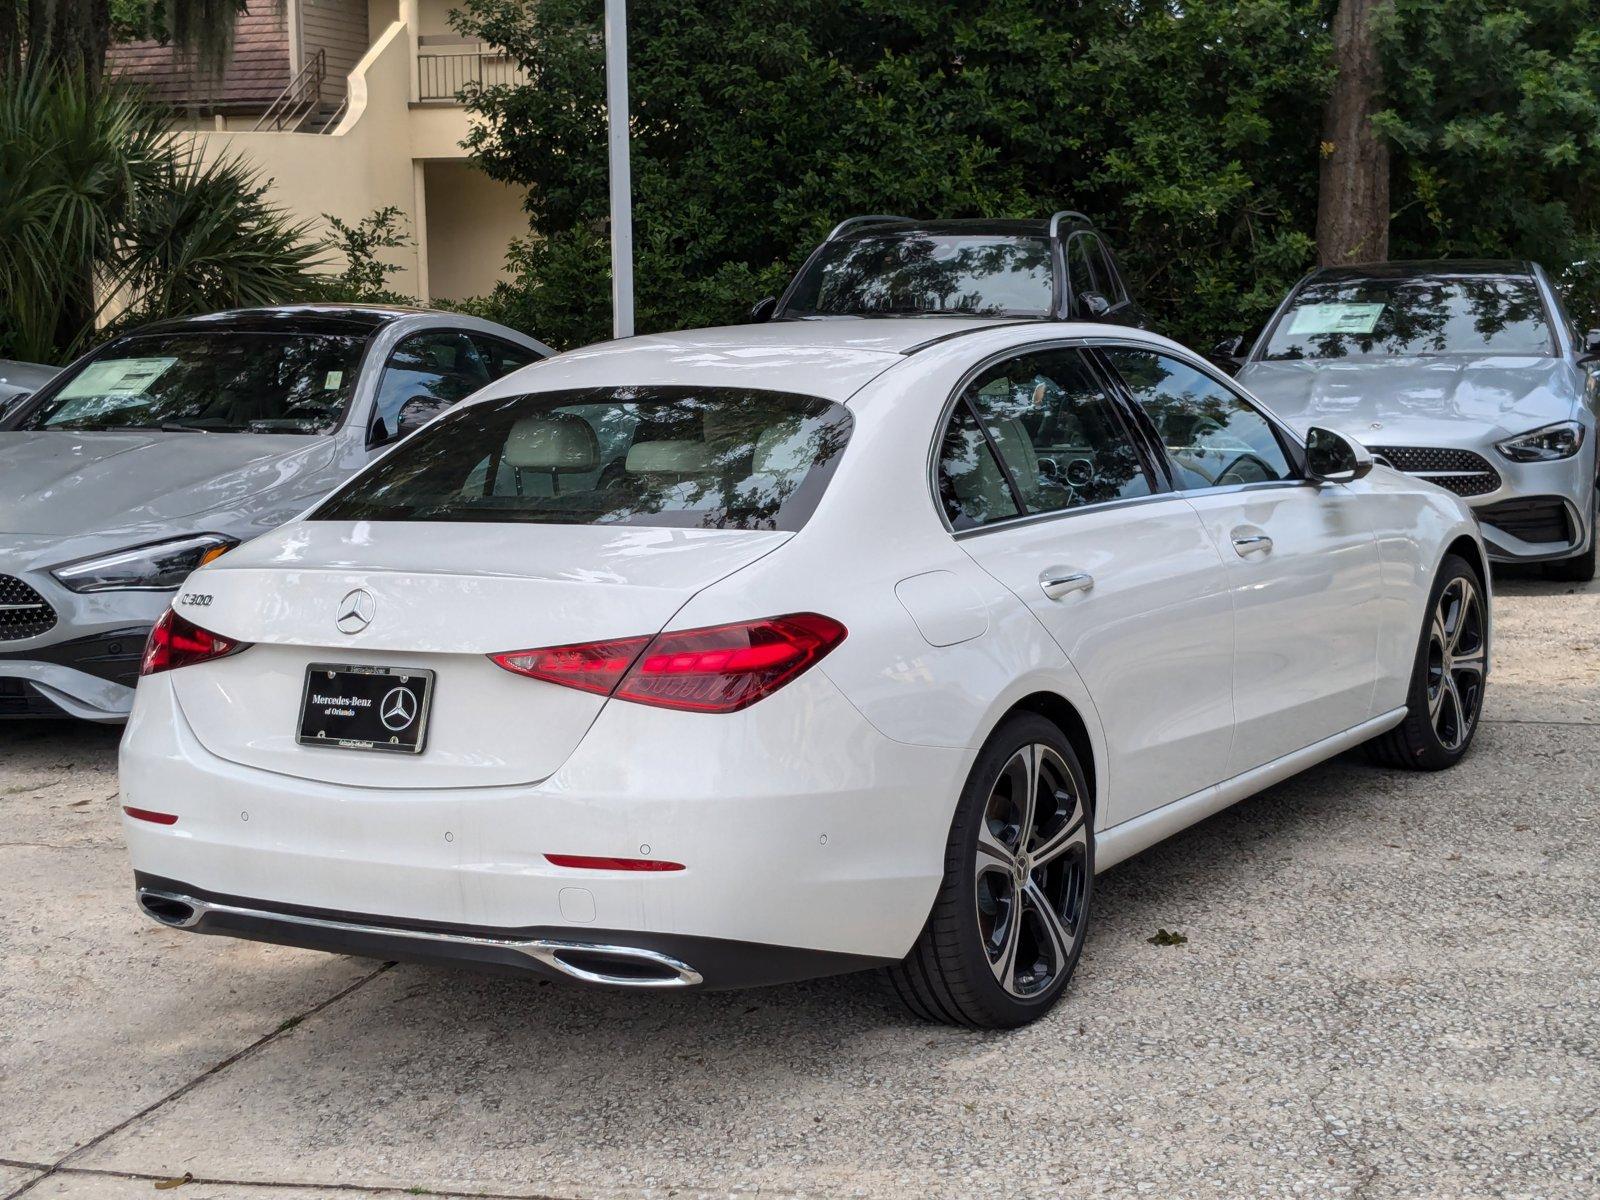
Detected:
left=939, top=344, right=1236, bottom=825
left=367, top=329, right=494, bottom=448
left=1099, top=345, right=1383, bottom=775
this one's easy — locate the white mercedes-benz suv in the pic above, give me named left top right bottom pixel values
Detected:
left=120, top=318, right=1489, bottom=1028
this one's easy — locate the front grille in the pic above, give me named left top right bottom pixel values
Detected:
left=1477, top=496, right=1574, bottom=545
left=1368, top=445, right=1502, bottom=498
left=0, top=678, right=62, bottom=718
left=0, top=575, right=56, bottom=642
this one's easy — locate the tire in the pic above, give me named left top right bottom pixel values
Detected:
left=1542, top=486, right=1597, bottom=583
left=885, top=713, right=1094, bottom=1029
left=1367, top=554, right=1488, bottom=771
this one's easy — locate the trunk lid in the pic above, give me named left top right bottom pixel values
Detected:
left=168, top=521, right=789, bottom=788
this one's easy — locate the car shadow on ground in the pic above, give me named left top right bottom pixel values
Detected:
left=351, top=744, right=1391, bottom=1046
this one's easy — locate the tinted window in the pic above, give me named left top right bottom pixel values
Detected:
left=965, top=349, right=1152, bottom=512
left=371, top=331, right=492, bottom=441
left=473, top=335, right=542, bottom=378
left=783, top=233, right=1054, bottom=317
left=1262, top=274, right=1554, bottom=360
left=937, top=405, right=1021, bottom=530
left=1065, top=234, right=1095, bottom=312
left=1085, top=235, right=1127, bottom=305
left=20, top=332, right=366, bottom=434
left=316, top=385, right=851, bottom=532
left=1102, top=348, right=1293, bottom=489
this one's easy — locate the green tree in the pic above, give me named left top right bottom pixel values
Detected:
left=1380, top=1, right=1600, bottom=320
left=451, top=0, right=1331, bottom=349
left=452, top=0, right=1600, bottom=349
left=0, top=65, right=323, bottom=363
left=2, top=1, right=253, bottom=86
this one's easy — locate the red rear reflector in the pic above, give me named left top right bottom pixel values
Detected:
left=492, top=613, right=846, bottom=714
left=545, top=854, right=685, bottom=872
left=123, top=806, right=178, bottom=825
left=141, top=608, right=248, bottom=677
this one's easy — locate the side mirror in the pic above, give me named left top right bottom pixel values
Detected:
left=749, top=296, right=778, bottom=323
left=393, top=395, right=454, bottom=441
left=1306, top=425, right=1374, bottom=483
left=1579, top=328, right=1600, bottom=363
left=1079, top=291, right=1111, bottom=318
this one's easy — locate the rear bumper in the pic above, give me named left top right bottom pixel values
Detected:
left=133, top=873, right=889, bottom=989
left=119, top=670, right=966, bottom=977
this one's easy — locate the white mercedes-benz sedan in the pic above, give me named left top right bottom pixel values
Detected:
left=120, top=318, right=1490, bottom=1028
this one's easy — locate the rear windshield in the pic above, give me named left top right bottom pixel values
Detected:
left=18, top=331, right=368, bottom=433
left=1261, top=274, right=1554, bottom=360
left=781, top=233, right=1054, bottom=318
left=312, top=385, right=852, bottom=532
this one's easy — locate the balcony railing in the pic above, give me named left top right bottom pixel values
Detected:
left=417, top=44, right=527, bottom=101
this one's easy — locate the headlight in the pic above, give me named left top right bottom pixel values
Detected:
left=1494, top=420, right=1585, bottom=463
left=51, top=534, right=237, bottom=593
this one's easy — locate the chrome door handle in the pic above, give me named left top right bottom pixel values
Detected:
left=1039, top=569, right=1094, bottom=599
left=1232, top=533, right=1273, bottom=556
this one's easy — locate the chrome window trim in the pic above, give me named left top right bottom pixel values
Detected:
left=949, top=478, right=1316, bottom=542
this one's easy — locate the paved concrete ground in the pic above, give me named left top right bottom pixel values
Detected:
left=2, top=574, right=1595, bottom=1200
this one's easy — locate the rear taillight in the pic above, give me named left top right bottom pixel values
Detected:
left=491, top=635, right=652, bottom=696
left=140, top=608, right=248, bottom=677
left=491, top=613, right=847, bottom=713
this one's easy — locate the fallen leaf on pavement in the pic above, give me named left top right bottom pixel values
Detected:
left=153, top=1173, right=193, bottom=1190
left=1147, top=929, right=1188, bottom=946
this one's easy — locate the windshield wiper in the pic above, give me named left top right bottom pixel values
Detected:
left=159, top=422, right=219, bottom=432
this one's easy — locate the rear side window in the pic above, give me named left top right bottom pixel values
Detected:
left=473, top=335, right=543, bottom=378
left=937, top=405, right=1021, bottom=530
left=315, top=385, right=851, bottom=532
left=371, top=331, right=493, bottom=442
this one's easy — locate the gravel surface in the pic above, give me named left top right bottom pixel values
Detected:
left=1, top=574, right=1595, bottom=1200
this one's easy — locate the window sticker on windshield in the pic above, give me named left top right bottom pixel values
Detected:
left=57, top=357, right=178, bottom=399
left=1287, top=303, right=1386, bottom=336
left=324, top=370, right=343, bottom=390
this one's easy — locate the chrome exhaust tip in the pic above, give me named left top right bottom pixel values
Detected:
left=137, top=888, right=202, bottom=928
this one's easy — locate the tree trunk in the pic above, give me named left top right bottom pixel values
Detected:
left=0, top=0, right=16, bottom=76
left=1317, top=0, right=1390, bottom=266
left=21, top=0, right=111, bottom=89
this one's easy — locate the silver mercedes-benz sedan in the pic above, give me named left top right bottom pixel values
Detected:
left=0, top=305, right=550, bottom=722
left=1225, top=260, right=1598, bottom=580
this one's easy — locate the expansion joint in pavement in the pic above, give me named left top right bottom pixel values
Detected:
left=0, top=1160, right=582, bottom=1199
left=0, top=963, right=394, bottom=1200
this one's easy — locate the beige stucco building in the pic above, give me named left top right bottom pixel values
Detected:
left=108, top=0, right=531, bottom=302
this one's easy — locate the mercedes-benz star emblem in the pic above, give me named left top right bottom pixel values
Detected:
left=379, top=686, right=418, bottom=732
left=335, top=588, right=375, bottom=635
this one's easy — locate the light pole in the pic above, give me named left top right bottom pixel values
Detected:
left=604, top=0, right=634, bottom=339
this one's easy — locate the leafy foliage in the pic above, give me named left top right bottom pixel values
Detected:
left=450, top=0, right=1332, bottom=349
left=0, top=65, right=322, bottom=363
left=1379, top=1, right=1600, bottom=325
left=452, top=0, right=1600, bottom=349
left=314, top=205, right=416, bottom=304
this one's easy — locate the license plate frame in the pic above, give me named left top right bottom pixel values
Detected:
left=297, top=663, right=435, bottom=755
